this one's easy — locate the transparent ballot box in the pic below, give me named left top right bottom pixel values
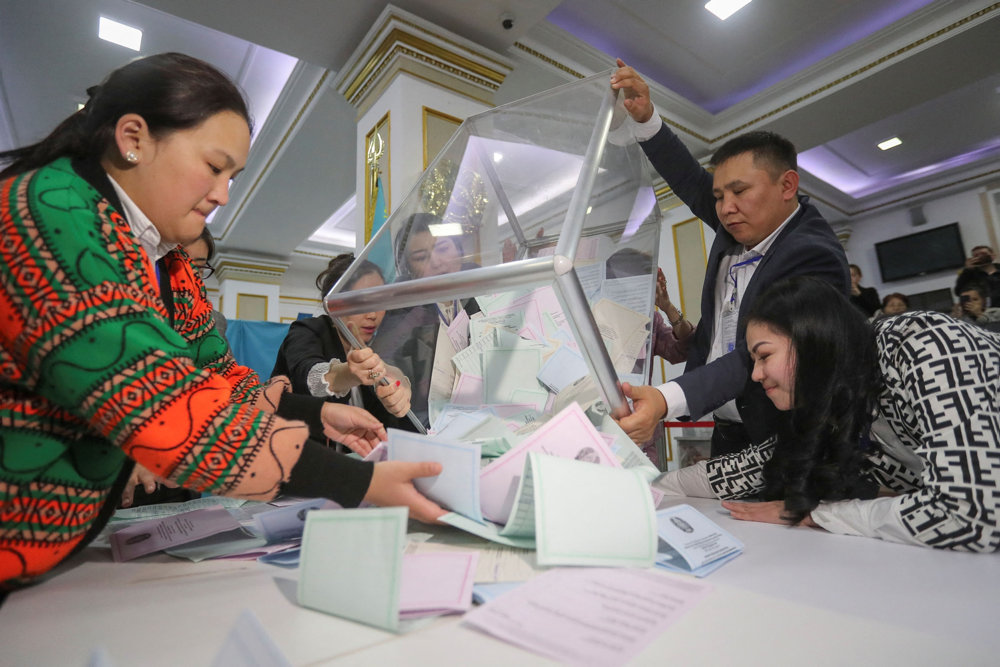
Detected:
left=326, top=70, right=662, bottom=427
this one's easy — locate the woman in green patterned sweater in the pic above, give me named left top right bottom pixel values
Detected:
left=0, top=53, right=444, bottom=588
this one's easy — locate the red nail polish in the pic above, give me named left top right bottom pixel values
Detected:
left=395, top=380, right=401, bottom=387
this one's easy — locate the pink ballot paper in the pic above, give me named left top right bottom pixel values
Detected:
left=398, top=551, right=479, bottom=619
left=479, top=403, right=619, bottom=523
left=463, top=567, right=712, bottom=666
left=110, top=507, right=241, bottom=562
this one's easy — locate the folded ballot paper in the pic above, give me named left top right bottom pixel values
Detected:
left=110, top=497, right=340, bottom=563
left=655, top=504, right=744, bottom=577
left=296, top=507, right=478, bottom=632
left=388, top=403, right=659, bottom=568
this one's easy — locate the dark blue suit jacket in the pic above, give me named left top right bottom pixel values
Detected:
left=640, top=123, right=849, bottom=443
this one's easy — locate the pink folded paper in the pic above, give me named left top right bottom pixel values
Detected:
left=398, top=551, right=479, bottom=619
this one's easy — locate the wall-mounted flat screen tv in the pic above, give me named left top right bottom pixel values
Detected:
left=875, top=222, right=965, bottom=282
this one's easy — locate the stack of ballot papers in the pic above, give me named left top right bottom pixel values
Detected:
left=108, top=497, right=339, bottom=563
left=385, top=402, right=660, bottom=568
left=428, top=280, right=654, bottom=426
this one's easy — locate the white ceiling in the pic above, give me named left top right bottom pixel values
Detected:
left=2, top=0, right=998, bottom=268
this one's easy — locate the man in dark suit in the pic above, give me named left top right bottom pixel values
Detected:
left=611, top=61, right=850, bottom=455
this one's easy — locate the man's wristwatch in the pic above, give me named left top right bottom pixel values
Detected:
left=669, top=310, right=684, bottom=327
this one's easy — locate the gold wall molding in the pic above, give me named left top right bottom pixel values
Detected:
left=335, top=6, right=513, bottom=113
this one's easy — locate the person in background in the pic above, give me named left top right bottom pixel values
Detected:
left=271, top=253, right=416, bottom=441
left=182, top=227, right=228, bottom=335
left=374, top=213, right=480, bottom=425
left=848, top=264, right=881, bottom=317
left=952, top=279, right=1000, bottom=327
left=653, top=276, right=1000, bottom=552
left=610, top=61, right=850, bottom=457
left=0, top=53, right=443, bottom=588
left=871, top=292, right=909, bottom=322
left=956, top=245, right=1000, bottom=307
left=652, top=267, right=694, bottom=364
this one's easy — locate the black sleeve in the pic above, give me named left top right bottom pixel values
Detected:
left=861, top=288, right=881, bottom=316
left=640, top=123, right=720, bottom=231
left=282, top=439, right=374, bottom=507
left=276, top=391, right=326, bottom=441
left=271, top=318, right=339, bottom=393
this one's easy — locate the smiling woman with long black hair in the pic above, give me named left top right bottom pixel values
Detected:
left=653, top=276, right=1000, bottom=551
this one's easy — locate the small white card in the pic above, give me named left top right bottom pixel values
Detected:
left=655, top=504, right=744, bottom=577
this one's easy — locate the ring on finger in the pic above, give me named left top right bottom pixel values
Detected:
left=368, top=369, right=381, bottom=380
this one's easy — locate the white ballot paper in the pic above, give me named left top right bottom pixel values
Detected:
left=463, top=567, right=712, bottom=666
left=387, top=429, right=484, bottom=523
left=526, top=452, right=656, bottom=568
left=655, top=504, right=744, bottom=577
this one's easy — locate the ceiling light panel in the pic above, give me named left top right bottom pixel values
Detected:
left=705, top=0, right=753, bottom=21
left=99, top=17, right=142, bottom=51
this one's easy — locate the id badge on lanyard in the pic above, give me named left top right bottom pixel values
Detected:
left=722, top=254, right=762, bottom=353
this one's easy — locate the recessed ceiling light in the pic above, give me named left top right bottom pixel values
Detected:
left=878, top=137, right=902, bottom=151
left=705, top=0, right=753, bottom=21
left=99, top=16, right=142, bottom=51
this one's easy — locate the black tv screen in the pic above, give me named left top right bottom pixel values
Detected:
left=875, top=222, right=965, bottom=282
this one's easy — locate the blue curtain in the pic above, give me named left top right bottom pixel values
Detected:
left=225, top=319, right=290, bottom=379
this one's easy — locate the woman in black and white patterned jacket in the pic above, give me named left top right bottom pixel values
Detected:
left=653, top=276, right=1000, bottom=552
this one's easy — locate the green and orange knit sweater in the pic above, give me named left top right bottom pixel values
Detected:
left=0, top=158, right=369, bottom=586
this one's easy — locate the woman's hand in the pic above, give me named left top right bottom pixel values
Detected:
left=120, top=463, right=178, bottom=508
left=320, top=403, right=387, bottom=457
left=655, top=268, right=671, bottom=313
left=721, top=500, right=817, bottom=527
left=364, top=460, right=446, bottom=524
left=346, top=347, right=387, bottom=386
left=375, top=375, right=412, bottom=418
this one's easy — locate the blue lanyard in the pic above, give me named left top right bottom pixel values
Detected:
left=435, top=299, right=460, bottom=326
left=727, top=254, right=763, bottom=309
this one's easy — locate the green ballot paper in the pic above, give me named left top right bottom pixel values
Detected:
left=297, top=507, right=407, bottom=632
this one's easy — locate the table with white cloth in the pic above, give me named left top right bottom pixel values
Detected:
left=1, top=496, right=996, bottom=665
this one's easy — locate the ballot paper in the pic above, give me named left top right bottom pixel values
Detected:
left=655, top=504, right=744, bottom=577
left=297, top=507, right=407, bottom=632
left=482, top=348, right=544, bottom=404
left=535, top=345, right=589, bottom=394
left=463, top=567, right=712, bottom=666
left=450, top=373, right=484, bottom=405
left=110, top=506, right=242, bottom=562
left=526, top=453, right=657, bottom=568
left=387, top=430, right=484, bottom=523
left=110, top=496, right=248, bottom=522
left=398, top=551, right=479, bottom=619
left=479, top=403, right=619, bottom=524
left=252, top=498, right=340, bottom=543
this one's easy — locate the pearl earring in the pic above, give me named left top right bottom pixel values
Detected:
left=125, top=151, right=138, bottom=163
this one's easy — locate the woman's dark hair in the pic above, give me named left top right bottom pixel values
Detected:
left=0, top=52, right=251, bottom=179
left=745, top=276, right=881, bottom=522
left=196, top=227, right=217, bottom=261
left=316, top=253, right=383, bottom=297
left=882, top=292, right=909, bottom=309
left=605, top=247, right=652, bottom=279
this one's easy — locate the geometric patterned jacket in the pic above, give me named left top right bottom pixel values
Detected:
left=705, top=311, right=1000, bottom=552
left=0, top=158, right=365, bottom=586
